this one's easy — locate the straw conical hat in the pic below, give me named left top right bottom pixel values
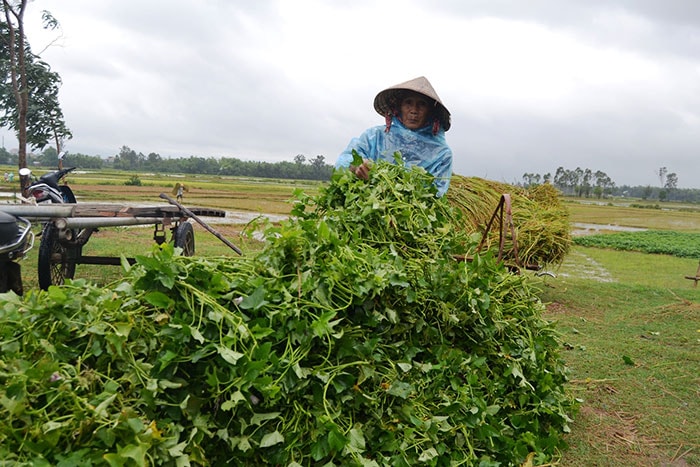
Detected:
left=373, top=76, right=451, bottom=131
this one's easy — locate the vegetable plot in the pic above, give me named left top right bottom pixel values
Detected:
left=0, top=161, right=576, bottom=466
left=574, top=230, right=700, bottom=258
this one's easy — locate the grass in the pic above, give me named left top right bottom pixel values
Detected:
left=4, top=169, right=700, bottom=465
left=538, top=244, right=700, bottom=466
left=538, top=276, right=699, bottom=466
left=554, top=246, right=700, bottom=289
left=546, top=199, right=700, bottom=465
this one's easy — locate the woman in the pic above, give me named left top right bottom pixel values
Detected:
left=336, top=76, right=453, bottom=196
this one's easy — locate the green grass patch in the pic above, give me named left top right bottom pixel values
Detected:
left=538, top=259, right=700, bottom=466
left=574, top=230, right=700, bottom=258
left=554, top=245, right=699, bottom=289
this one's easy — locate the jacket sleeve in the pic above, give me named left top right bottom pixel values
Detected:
left=335, top=127, right=380, bottom=169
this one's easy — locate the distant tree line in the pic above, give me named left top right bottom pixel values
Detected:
left=522, top=167, right=616, bottom=198
left=0, top=145, right=335, bottom=181
left=521, top=166, right=700, bottom=203
left=5, top=147, right=700, bottom=202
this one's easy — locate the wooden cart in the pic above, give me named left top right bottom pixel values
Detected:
left=0, top=199, right=228, bottom=289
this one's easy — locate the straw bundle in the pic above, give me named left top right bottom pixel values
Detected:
left=446, top=176, right=571, bottom=267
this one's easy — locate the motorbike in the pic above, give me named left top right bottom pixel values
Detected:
left=0, top=209, right=34, bottom=295
left=19, top=166, right=82, bottom=289
left=21, top=166, right=78, bottom=203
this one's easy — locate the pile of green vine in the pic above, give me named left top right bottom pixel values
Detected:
left=0, top=159, right=576, bottom=466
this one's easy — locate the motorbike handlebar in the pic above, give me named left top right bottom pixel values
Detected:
left=37, top=167, right=76, bottom=189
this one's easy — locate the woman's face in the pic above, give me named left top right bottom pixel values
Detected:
left=399, top=91, right=432, bottom=130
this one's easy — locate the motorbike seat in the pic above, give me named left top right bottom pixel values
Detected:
left=0, top=211, right=19, bottom=244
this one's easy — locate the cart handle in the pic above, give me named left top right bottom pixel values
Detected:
left=159, top=193, right=242, bottom=255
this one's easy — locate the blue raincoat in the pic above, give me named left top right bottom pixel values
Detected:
left=335, top=117, right=453, bottom=196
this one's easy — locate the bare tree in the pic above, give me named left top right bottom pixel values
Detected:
left=658, top=166, right=667, bottom=188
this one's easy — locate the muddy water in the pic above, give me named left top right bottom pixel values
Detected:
left=571, top=222, right=646, bottom=236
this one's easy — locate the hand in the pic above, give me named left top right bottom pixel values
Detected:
left=351, top=159, right=371, bottom=180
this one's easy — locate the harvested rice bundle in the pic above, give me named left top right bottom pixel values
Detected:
left=447, top=175, right=571, bottom=267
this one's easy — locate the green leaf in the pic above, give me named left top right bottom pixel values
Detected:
left=42, top=420, right=69, bottom=433
left=351, top=149, right=363, bottom=166
left=221, top=391, right=246, bottom=411
left=93, top=393, right=117, bottom=418
left=167, top=441, right=187, bottom=458
left=311, top=438, right=329, bottom=461
left=250, top=412, right=281, bottom=425
left=103, top=453, right=126, bottom=467
left=118, top=442, right=148, bottom=467
left=113, top=322, right=132, bottom=337
left=260, top=430, right=284, bottom=447
left=344, top=426, right=366, bottom=454
left=47, top=286, right=67, bottom=303
left=240, top=286, right=268, bottom=310
left=120, top=254, right=132, bottom=272
left=328, top=427, right=347, bottom=451
left=217, top=345, right=244, bottom=365
left=318, top=219, right=330, bottom=241
left=158, top=350, right=178, bottom=371
left=507, top=362, right=534, bottom=389
left=418, top=447, right=438, bottom=462
left=232, top=435, right=252, bottom=452
left=311, top=311, right=342, bottom=337
left=144, top=291, right=174, bottom=309
left=386, top=381, right=414, bottom=399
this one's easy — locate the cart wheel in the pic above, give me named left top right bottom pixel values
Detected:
left=38, top=222, right=77, bottom=290
left=173, top=222, right=195, bottom=256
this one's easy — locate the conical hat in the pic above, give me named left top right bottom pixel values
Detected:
left=373, top=76, right=451, bottom=131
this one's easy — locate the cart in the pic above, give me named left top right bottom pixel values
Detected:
left=453, top=194, right=542, bottom=273
left=0, top=195, right=234, bottom=289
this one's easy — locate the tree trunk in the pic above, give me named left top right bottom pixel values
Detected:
left=3, top=0, right=29, bottom=194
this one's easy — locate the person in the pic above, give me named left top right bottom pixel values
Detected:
left=173, top=182, right=186, bottom=202
left=336, top=76, right=453, bottom=196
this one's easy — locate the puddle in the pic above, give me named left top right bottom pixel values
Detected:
left=572, top=223, right=647, bottom=236
left=211, top=211, right=287, bottom=225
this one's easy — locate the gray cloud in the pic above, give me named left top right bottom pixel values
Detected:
left=2, top=0, right=698, bottom=188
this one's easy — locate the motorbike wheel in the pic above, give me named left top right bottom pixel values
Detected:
left=1, top=261, right=24, bottom=295
left=38, top=222, right=77, bottom=290
left=173, top=222, right=195, bottom=256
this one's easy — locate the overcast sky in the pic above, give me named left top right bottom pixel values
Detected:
left=4, top=0, right=699, bottom=188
